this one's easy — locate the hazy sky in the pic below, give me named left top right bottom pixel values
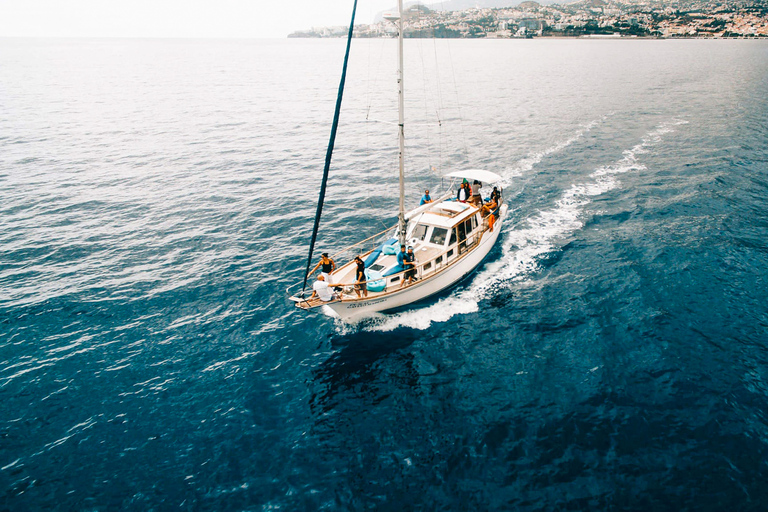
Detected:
left=0, top=0, right=397, bottom=39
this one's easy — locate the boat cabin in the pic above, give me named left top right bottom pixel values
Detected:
left=326, top=198, right=492, bottom=293
left=403, top=201, right=483, bottom=279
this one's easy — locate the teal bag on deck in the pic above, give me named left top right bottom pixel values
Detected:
left=365, top=269, right=386, bottom=292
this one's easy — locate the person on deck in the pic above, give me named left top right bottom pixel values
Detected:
left=420, top=189, right=432, bottom=206
left=457, top=181, right=470, bottom=202
left=311, top=274, right=336, bottom=302
left=481, top=196, right=498, bottom=217
left=353, top=255, right=368, bottom=298
left=398, top=246, right=417, bottom=287
left=481, top=187, right=501, bottom=230
left=471, top=180, right=483, bottom=207
left=490, top=186, right=501, bottom=204
left=481, top=188, right=500, bottom=215
left=310, top=253, right=336, bottom=284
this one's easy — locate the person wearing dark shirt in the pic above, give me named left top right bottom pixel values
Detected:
left=397, top=245, right=406, bottom=267
left=310, top=252, right=336, bottom=284
left=353, top=255, right=368, bottom=298
left=398, top=246, right=417, bottom=287
left=396, top=245, right=408, bottom=287
left=457, top=182, right=470, bottom=202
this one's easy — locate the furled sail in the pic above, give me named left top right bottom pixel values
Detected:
left=301, top=0, right=358, bottom=293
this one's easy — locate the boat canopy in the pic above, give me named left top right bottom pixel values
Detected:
left=445, top=169, right=503, bottom=183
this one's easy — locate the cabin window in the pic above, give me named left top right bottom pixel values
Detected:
left=447, top=249, right=454, bottom=258
left=463, top=219, right=474, bottom=246
left=423, top=262, right=432, bottom=270
left=412, top=224, right=429, bottom=241
left=436, top=255, right=443, bottom=265
left=369, top=264, right=385, bottom=272
left=390, top=276, right=400, bottom=283
left=449, top=229, right=456, bottom=245
left=430, top=227, right=448, bottom=246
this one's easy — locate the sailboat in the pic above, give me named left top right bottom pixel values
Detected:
left=287, top=0, right=508, bottom=321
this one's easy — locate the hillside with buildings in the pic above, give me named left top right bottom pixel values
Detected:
left=288, top=0, right=768, bottom=38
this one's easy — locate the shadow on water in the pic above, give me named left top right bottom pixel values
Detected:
left=310, top=328, right=422, bottom=414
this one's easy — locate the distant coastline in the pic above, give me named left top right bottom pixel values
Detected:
left=289, top=0, right=768, bottom=39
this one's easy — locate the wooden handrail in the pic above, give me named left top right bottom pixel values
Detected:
left=328, top=223, right=397, bottom=260
left=302, top=223, right=398, bottom=281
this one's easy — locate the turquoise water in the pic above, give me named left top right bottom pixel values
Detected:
left=1, top=38, right=768, bottom=509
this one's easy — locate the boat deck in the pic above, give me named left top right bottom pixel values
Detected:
left=293, top=203, right=499, bottom=310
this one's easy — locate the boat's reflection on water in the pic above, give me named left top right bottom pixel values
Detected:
left=309, top=328, right=422, bottom=415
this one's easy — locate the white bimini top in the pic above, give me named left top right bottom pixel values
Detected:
left=445, top=169, right=503, bottom=183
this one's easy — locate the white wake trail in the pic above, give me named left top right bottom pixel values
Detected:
left=364, top=119, right=686, bottom=332
left=500, top=116, right=608, bottom=187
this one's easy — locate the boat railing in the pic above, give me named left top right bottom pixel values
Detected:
left=316, top=224, right=488, bottom=295
left=288, top=199, right=502, bottom=302
left=324, top=223, right=398, bottom=264
left=286, top=223, right=397, bottom=298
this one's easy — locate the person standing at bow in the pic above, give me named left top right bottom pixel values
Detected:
left=353, top=255, right=368, bottom=298
left=310, top=252, right=336, bottom=284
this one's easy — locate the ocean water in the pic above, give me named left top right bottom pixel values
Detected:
left=1, top=37, right=768, bottom=510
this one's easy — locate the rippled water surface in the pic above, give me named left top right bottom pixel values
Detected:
left=2, top=37, right=768, bottom=510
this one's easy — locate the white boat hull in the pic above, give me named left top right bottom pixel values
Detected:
left=323, top=205, right=506, bottom=321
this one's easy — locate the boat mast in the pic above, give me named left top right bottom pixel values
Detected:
left=396, top=0, right=406, bottom=246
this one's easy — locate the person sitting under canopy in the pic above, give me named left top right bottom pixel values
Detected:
left=481, top=186, right=501, bottom=216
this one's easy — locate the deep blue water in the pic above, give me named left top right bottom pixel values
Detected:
left=1, top=37, right=768, bottom=510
